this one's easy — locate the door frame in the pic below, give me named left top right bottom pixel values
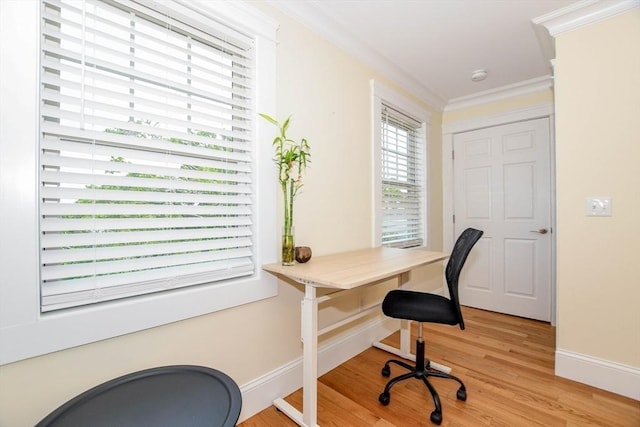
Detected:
left=442, top=102, right=557, bottom=325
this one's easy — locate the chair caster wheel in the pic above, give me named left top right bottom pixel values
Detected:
left=430, top=410, right=442, bottom=425
left=381, top=365, right=390, bottom=377
left=378, top=392, right=390, bottom=406
left=456, top=387, right=467, bottom=401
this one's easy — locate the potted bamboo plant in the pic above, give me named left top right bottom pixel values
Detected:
left=260, top=113, right=311, bottom=265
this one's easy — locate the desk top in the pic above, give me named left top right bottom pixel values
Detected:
left=262, top=247, right=448, bottom=289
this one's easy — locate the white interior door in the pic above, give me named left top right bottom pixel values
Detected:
left=453, top=118, right=551, bottom=321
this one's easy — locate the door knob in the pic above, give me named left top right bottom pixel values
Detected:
left=530, top=228, right=549, bottom=234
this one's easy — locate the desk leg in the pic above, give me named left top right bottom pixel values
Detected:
left=400, top=319, right=411, bottom=354
left=273, top=285, right=320, bottom=427
left=302, top=285, right=319, bottom=427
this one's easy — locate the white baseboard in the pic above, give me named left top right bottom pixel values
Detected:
left=237, top=316, right=399, bottom=422
left=555, top=348, right=640, bottom=400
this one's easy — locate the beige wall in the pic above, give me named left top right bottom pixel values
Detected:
left=0, top=3, right=444, bottom=426
left=443, top=90, right=553, bottom=126
left=554, top=9, right=640, bottom=366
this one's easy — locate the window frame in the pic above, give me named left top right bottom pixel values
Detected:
left=0, top=0, right=278, bottom=365
left=371, top=79, right=430, bottom=249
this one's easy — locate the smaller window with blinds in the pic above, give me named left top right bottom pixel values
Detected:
left=378, top=102, right=426, bottom=248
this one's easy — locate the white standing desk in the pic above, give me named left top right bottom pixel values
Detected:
left=263, top=246, right=449, bottom=427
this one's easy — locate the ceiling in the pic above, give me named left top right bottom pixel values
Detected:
left=269, top=0, right=580, bottom=108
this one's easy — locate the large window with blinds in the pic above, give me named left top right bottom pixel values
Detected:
left=0, top=0, right=277, bottom=364
left=40, top=0, right=257, bottom=311
left=372, top=80, right=428, bottom=249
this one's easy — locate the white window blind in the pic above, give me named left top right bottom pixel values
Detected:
left=39, top=0, right=256, bottom=312
left=380, top=104, right=424, bottom=248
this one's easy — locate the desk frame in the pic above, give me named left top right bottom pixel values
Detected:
left=263, top=247, right=449, bottom=427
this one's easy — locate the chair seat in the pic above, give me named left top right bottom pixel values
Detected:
left=382, top=289, right=459, bottom=325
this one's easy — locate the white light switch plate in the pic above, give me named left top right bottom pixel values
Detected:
left=585, top=197, right=612, bottom=216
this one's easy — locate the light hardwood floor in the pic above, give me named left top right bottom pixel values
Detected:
left=239, top=307, right=639, bottom=426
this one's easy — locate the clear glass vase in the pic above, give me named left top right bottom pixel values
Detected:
left=282, top=227, right=295, bottom=266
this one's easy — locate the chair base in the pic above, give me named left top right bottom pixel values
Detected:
left=378, top=339, right=466, bottom=425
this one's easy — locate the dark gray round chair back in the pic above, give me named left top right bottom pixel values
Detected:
left=36, top=365, right=242, bottom=427
left=445, top=228, right=484, bottom=330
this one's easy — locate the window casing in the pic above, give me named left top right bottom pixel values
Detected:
left=372, top=80, right=429, bottom=249
left=0, top=0, right=277, bottom=365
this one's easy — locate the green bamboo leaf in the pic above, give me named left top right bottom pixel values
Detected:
left=259, top=113, right=278, bottom=126
left=282, top=116, right=291, bottom=134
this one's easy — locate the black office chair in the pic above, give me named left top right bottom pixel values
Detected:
left=378, top=228, right=483, bottom=425
left=36, top=365, right=242, bottom=427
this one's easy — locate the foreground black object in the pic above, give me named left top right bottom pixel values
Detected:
left=36, top=365, right=242, bottom=427
left=378, top=228, right=484, bottom=425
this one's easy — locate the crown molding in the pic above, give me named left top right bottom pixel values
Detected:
left=444, top=76, right=553, bottom=112
left=533, top=0, right=640, bottom=37
left=265, top=0, right=447, bottom=110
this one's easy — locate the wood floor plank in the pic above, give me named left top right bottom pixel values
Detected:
left=237, top=405, right=298, bottom=427
left=239, top=307, right=640, bottom=426
left=285, top=382, right=397, bottom=427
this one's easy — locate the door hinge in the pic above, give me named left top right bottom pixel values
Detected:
left=453, top=214, right=455, bottom=224
left=452, top=150, right=455, bottom=160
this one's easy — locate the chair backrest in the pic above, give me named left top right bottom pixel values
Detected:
left=445, top=228, right=484, bottom=330
left=36, top=365, right=242, bottom=427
